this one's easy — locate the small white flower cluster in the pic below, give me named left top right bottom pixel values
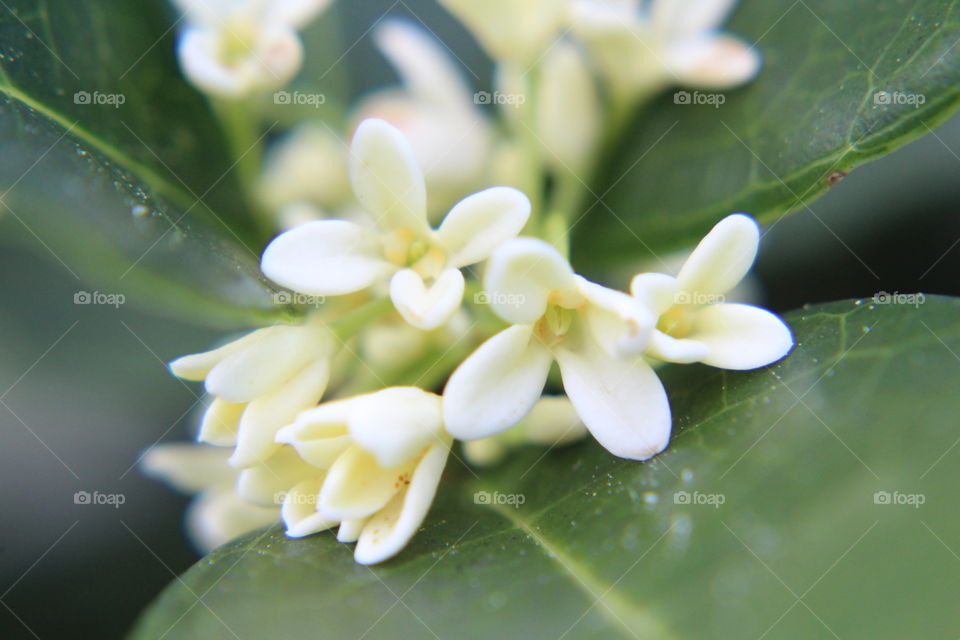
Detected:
left=149, top=0, right=788, bottom=564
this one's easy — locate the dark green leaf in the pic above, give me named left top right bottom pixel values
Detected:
left=577, top=0, right=960, bottom=272
left=0, top=0, right=261, bottom=237
left=0, top=0, right=289, bottom=326
left=131, top=297, right=960, bottom=639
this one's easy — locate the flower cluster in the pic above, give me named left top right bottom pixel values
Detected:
left=148, top=0, right=791, bottom=564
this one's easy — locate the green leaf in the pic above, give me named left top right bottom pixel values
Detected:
left=131, top=296, right=960, bottom=639
left=0, top=0, right=288, bottom=326
left=577, top=0, right=960, bottom=272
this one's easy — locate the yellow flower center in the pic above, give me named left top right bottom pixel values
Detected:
left=657, top=304, right=693, bottom=338
left=219, top=17, right=259, bottom=66
left=382, top=229, right=447, bottom=279
left=534, top=294, right=584, bottom=347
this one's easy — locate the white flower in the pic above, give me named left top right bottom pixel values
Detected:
left=354, top=21, right=494, bottom=214
left=276, top=387, right=451, bottom=565
left=462, top=395, right=589, bottom=467
left=169, top=318, right=333, bottom=468
left=436, top=0, right=570, bottom=64
left=443, top=237, right=671, bottom=461
left=257, top=123, right=350, bottom=218
left=174, top=0, right=331, bottom=97
left=261, top=118, right=531, bottom=331
left=142, top=443, right=317, bottom=552
left=570, top=0, right=760, bottom=105
left=630, top=214, right=793, bottom=369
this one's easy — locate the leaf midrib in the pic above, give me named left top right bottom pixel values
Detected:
left=483, top=501, right=674, bottom=640
left=0, top=81, right=217, bottom=232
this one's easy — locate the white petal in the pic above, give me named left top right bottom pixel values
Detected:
left=269, top=0, right=332, bottom=28
left=354, top=95, right=494, bottom=214
left=205, top=325, right=327, bottom=403
left=261, top=219, right=391, bottom=296
left=198, top=398, right=244, bottom=446
left=347, top=387, right=444, bottom=468
left=555, top=333, right=671, bottom=461
left=257, top=123, right=349, bottom=212
left=337, top=518, right=368, bottom=543
left=436, top=0, right=567, bottom=63
left=354, top=442, right=450, bottom=565
left=275, top=430, right=352, bottom=470
left=390, top=268, right=465, bottom=331
left=629, top=273, right=680, bottom=316
left=651, top=0, right=738, bottom=37
left=319, top=446, right=418, bottom=521
left=689, top=303, right=794, bottom=370
left=484, top=238, right=577, bottom=325
left=577, top=277, right=654, bottom=358
left=169, top=329, right=267, bottom=381
left=568, top=1, right=657, bottom=103
left=172, top=0, right=236, bottom=25
left=349, top=118, right=429, bottom=234
left=275, top=398, right=354, bottom=467
left=374, top=20, right=475, bottom=113
left=433, top=187, right=531, bottom=268
left=229, top=359, right=330, bottom=468
left=360, top=321, right=430, bottom=370
left=677, top=213, right=760, bottom=296
left=520, top=396, right=588, bottom=446
left=140, top=443, right=233, bottom=493
left=236, top=446, right=319, bottom=506
left=646, top=330, right=711, bottom=364
left=187, top=487, right=279, bottom=553
left=443, top=325, right=553, bottom=440
left=282, top=478, right=338, bottom=538
left=666, top=34, right=761, bottom=89
left=462, top=438, right=509, bottom=467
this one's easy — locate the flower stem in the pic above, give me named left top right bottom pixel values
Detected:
left=503, top=63, right=545, bottom=226
left=211, top=97, right=271, bottom=234
left=329, top=297, right=394, bottom=342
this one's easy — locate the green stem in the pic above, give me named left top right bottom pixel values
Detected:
left=328, top=297, right=394, bottom=342
left=502, top=63, right=545, bottom=228
left=211, top=97, right=271, bottom=234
